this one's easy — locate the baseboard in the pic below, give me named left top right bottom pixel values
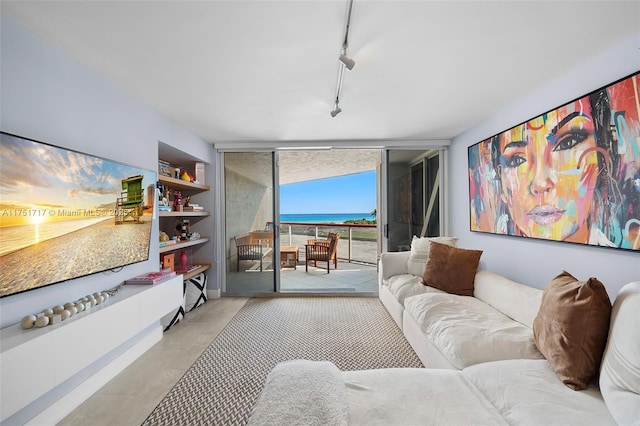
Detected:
left=207, top=288, right=221, bottom=299
left=25, top=324, right=163, bottom=426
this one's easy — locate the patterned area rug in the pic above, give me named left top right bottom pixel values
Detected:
left=143, top=297, right=423, bottom=425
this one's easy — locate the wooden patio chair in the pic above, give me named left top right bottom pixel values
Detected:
left=305, top=232, right=339, bottom=273
left=235, top=232, right=272, bottom=272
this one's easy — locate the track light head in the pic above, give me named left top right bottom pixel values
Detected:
left=339, top=53, right=356, bottom=70
left=330, top=0, right=355, bottom=116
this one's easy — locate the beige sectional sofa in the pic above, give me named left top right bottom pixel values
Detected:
left=250, top=280, right=639, bottom=425
left=372, top=237, right=639, bottom=424
left=379, top=249, right=544, bottom=369
left=249, top=238, right=640, bottom=425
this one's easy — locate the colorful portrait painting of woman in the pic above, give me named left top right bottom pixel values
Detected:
left=468, top=72, right=640, bottom=251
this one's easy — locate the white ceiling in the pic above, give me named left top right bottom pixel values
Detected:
left=2, top=0, right=639, bottom=146
left=225, top=149, right=382, bottom=185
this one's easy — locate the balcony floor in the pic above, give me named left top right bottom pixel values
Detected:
left=225, top=258, right=378, bottom=295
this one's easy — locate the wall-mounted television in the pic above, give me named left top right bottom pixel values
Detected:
left=0, top=132, right=156, bottom=298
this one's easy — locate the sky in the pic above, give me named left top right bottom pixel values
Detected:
left=0, top=133, right=155, bottom=227
left=280, top=171, right=376, bottom=214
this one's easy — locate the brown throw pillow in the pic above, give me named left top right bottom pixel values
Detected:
left=533, top=271, right=612, bottom=391
left=421, top=241, right=483, bottom=296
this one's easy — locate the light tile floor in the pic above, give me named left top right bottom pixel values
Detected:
left=58, top=261, right=378, bottom=425
left=58, top=297, right=249, bottom=426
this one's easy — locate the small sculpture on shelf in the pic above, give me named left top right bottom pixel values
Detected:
left=173, top=191, right=182, bottom=212
left=156, top=181, right=164, bottom=199
left=173, top=219, right=191, bottom=241
left=156, top=181, right=169, bottom=208
left=180, top=170, right=194, bottom=182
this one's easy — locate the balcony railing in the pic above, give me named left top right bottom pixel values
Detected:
left=272, top=221, right=378, bottom=265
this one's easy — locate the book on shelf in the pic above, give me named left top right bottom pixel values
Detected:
left=175, top=264, right=202, bottom=274
left=125, top=269, right=176, bottom=285
left=182, top=206, right=204, bottom=212
left=159, top=240, right=177, bottom=247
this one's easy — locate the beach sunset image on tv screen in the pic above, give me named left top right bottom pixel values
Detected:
left=0, top=132, right=156, bottom=298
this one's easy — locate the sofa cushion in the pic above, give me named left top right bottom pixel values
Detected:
left=463, top=359, right=616, bottom=426
left=406, top=236, right=457, bottom=277
left=344, top=368, right=506, bottom=426
left=599, top=281, right=640, bottom=425
left=421, top=242, right=482, bottom=296
left=404, top=293, right=542, bottom=369
left=473, top=270, right=542, bottom=329
left=385, top=274, right=445, bottom=305
left=533, top=271, right=611, bottom=391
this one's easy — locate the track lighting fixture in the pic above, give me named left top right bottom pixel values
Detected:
left=330, top=102, right=342, bottom=117
left=330, top=0, right=355, bottom=118
left=339, top=52, right=356, bottom=70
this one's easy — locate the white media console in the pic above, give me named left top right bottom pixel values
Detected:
left=0, top=276, right=182, bottom=423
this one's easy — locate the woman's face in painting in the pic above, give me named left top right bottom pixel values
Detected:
left=498, top=97, right=600, bottom=242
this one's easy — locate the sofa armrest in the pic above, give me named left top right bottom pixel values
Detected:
left=379, top=251, right=411, bottom=281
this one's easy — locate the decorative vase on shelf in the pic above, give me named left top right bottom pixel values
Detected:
left=180, top=251, right=187, bottom=270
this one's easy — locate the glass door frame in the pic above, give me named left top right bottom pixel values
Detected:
left=218, top=149, right=281, bottom=295
left=214, top=143, right=448, bottom=295
left=382, top=147, right=449, bottom=252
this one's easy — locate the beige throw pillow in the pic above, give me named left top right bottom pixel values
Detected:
left=421, top=241, right=482, bottom=296
left=533, top=271, right=612, bottom=391
left=407, top=236, right=458, bottom=277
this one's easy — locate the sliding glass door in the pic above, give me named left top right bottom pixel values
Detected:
left=221, top=148, right=381, bottom=295
left=221, top=148, right=445, bottom=293
left=385, top=149, right=444, bottom=252
left=223, top=152, right=279, bottom=294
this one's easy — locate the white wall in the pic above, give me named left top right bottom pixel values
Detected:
left=0, top=15, right=213, bottom=329
left=450, top=32, right=640, bottom=299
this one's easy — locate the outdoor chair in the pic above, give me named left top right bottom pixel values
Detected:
left=235, top=232, right=273, bottom=272
left=305, top=232, right=339, bottom=273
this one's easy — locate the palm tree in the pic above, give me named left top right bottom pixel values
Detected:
left=371, top=208, right=376, bottom=218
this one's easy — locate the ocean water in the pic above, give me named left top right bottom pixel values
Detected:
left=0, top=217, right=110, bottom=256
left=280, top=213, right=375, bottom=223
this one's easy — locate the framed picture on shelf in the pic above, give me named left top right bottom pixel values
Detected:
left=158, top=160, right=173, bottom=178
